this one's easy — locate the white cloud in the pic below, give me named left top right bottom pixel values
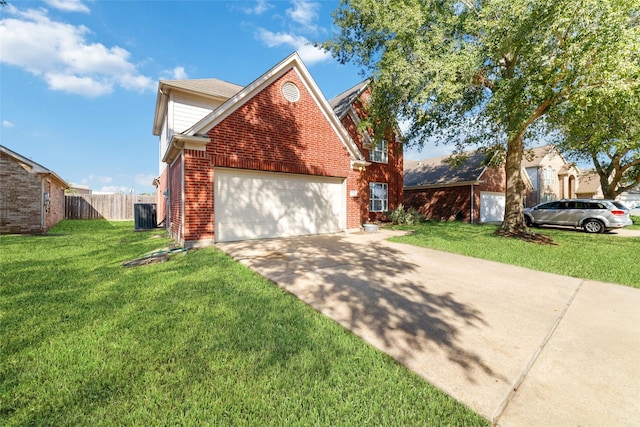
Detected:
left=0, top=6, right=154, bottom=97
left=243, top=0, right=272, bottom=15
left=45, top=72, right=113, bottom=97
left=2, top=120, right=15, bottom=128
left=256, top=29, right=330, bottom=65
left=163, top=66, right=188, bottom=80
left=134, top=173, right=156, bottom=187
left=286, top=0, right=320, bottom=29
left=44, top=0, right=90, bottom=13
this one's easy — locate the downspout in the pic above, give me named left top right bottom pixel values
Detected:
left=470, top=185, right=474, bottom=224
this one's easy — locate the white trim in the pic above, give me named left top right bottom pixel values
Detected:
left=162, top=134, right=209, bottom=164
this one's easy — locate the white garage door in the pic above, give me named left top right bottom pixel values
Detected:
left=215, top=168, right=345, bottom=242
left=480, top=192, right=505, bottom=223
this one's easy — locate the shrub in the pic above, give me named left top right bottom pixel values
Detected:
left=386, top=204, right=424, bottom=225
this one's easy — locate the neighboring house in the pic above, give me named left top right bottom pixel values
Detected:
left=0, top=144, right=68, bottom=234
left=404, top=149, right=514, bottom=223
left=575, top=170, right=605, bottom=199
left=522, top=145, right=581, bottom=206
left=152, top=53, right=402, bottom=246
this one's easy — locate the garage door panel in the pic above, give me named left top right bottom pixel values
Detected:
left=480, top=192, right=505, bottom=223
left=215, top=169, right=344, bottom=242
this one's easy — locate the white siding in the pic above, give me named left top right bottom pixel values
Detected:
left=172, top=94, right=224, bottom=134
left=159, top=115, right=169, bottom=173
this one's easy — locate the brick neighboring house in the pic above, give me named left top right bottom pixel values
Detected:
left=152, top=53, right=403, bottom=246
left=404, top=149, right=514, bottom=223
left=0, top=145, right=68, bottom=234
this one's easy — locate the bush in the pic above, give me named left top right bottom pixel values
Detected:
left=386, top=204, right=424, bottom=225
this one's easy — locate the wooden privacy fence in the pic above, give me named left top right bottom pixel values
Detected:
left=65, top=194, right=156, bottom=221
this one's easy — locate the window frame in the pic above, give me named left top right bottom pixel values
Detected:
left=370, top=140, right=388, bottom=164
left=369, top=182, right=388, bottom=212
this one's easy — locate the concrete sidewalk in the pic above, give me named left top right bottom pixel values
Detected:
left=217, top=230, right=640, bottom=426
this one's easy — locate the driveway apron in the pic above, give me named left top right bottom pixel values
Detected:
left=217, top=230, right=640, bottom=426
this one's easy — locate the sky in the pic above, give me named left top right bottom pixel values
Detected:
left=0, top=0, right=448, bottom=194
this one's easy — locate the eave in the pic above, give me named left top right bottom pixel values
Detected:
left=162, top=134, right=210, bottom=164
left=404, top=180, right=484, bottom=190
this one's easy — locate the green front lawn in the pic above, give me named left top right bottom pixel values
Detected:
left=630, top=215, right=640, bottom=229
left=1, top=220, right=486, bottom=426
left=389, top=221, right=640, bottom=289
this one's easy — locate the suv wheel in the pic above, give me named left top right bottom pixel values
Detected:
left=583, top=219, right=604, bottom=234
left=524, top=215, right=532, bottom=227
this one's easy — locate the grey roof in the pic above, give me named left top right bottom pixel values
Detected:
left=404, top=150, right=490, bottom=187
left=329, top=79, right=370, bottom=119
left=160, top=78, right=243, bottom=99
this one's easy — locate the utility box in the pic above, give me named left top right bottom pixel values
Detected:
left=134, top=203, right=156, bottom=230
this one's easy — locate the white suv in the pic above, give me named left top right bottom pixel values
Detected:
left=523, top=199, right=633, bottom=233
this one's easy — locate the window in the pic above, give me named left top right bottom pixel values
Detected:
left=542, top=166, right=556, bottom=187
left=371, top=140, right=388, bottom=164
left=369, top=182, right=388, bottom=212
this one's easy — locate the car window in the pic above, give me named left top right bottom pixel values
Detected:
left=550, top=201, right=566, bottom=209
left=612, top=201, right=629, bottom=210
left=587, top=202, right=606, bottom=209
left=571, top=201, right=586, bottom=209
left=537, top=202, right=556, bottom=209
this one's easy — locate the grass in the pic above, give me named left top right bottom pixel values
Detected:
left=630, top=215, right=640, bottom=229
left=1, top=220, right=486, bottom=426
left=389, top=221, right=640, bottom=289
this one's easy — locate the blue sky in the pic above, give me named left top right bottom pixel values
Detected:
left=1, top=0, right=443, bottom=194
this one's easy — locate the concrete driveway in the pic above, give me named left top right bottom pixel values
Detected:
left=217, top=230, right=640, bottom=426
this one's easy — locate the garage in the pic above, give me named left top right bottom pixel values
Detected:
left=214, top=168, right=345, bottom=242
left=480, top=192, right=505, bottom=223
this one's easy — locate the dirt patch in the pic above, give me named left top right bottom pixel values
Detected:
left=495, top=229, right=557, bottom=245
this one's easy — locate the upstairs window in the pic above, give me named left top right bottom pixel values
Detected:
left=369, top=182, right=388, bottom=212
left=371, top=140, right=388, bottom=164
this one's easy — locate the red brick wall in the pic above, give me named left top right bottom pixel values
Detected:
left=340, top=92, right=404, bottom=225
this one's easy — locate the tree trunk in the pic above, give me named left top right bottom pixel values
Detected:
left=500, top=134, right=527, bottom=233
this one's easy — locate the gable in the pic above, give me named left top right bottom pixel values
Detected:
left=185, top=53, right=365, bottom=167
left=205, top=68, right=354, bottom=178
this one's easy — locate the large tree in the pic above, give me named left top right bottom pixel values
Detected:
left=553, top=89, right=640, bottom=199
left=322, top=0, right=640, bottom=234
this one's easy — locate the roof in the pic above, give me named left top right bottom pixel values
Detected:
left=329, top=79, right=370, bottom=119
left=0, top=144, right=69, bottom=188
left=159, top=78, right=243, bottom=99
left=404, top=150, right=490, bottom=188
left=576, top=170, right=602, bottom=195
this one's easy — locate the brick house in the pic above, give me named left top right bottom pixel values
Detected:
left=404, top=149, right=510, bottom=223
left=0, top=144, right=68, bottom=234
left=152, top=53, right=403, bottom=246
left=404, top=148, right=540, bottom=223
